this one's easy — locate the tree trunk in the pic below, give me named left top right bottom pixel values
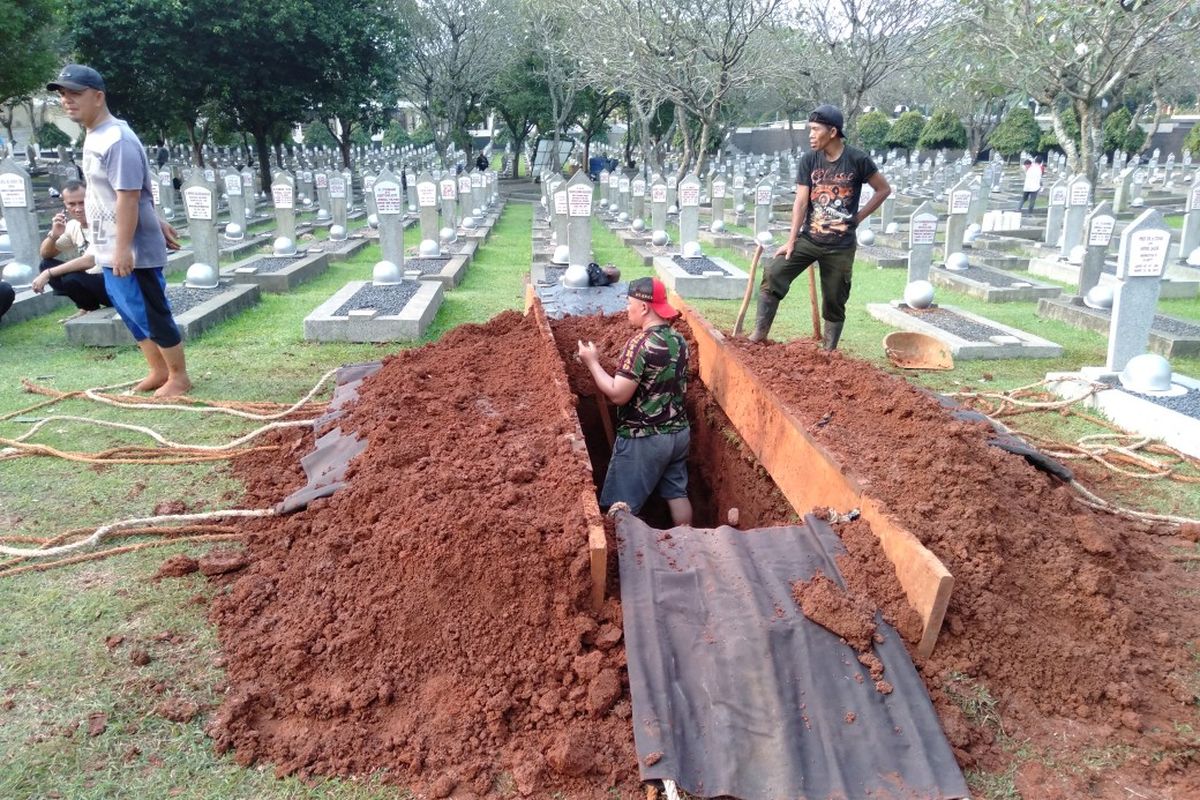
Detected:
left=694, top=119, right=712, bottom=178
left=186, top=120, right=205, bottom=168
left=338, top=119, right=352, bottom=169
left=1075, top=101, right=1101, bottom=185
left=676, top=107, right=693, bottom=182
left=512, top=133, right=526, bottom=178
left=253, top=128, right=273, bottom=194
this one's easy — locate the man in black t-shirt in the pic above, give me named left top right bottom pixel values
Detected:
left=749, top=104, right=891, bottom=350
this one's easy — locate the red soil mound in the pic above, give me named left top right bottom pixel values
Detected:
left=209, top=312, right=639, bottom=798
left=732, top=337, right=1200, bottom=797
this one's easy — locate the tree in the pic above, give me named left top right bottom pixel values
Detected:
left=70, top=0, right=218, bottom=161
left=1101, top=107, right=1145, bottom=155
left=0, top=0, right=61, bottom=133
left=579, top=0, right=783, bottom=177
left=1038, top=106, right=1078, bottom=153
left=307, top=0, right=407, bottom=168
left=885, top=111, right=924, bottom=153
left=853, top=110, right=891, bottom=152
left=917, top=108, right=967, bottom=151
left=489, top=45, right=553, bottom=177
left=989, top=107, right=1041, bottom=159
left=1185, top=124, right=1200, bottom=159
left=783, top=0, right=954, bottom=132
left=397, top=0, right=518, bottom=162
left=37, top=122, right=71, bottom=148
left=960, top=0, right=1200, bottom=182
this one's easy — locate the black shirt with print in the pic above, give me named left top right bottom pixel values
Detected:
left=795, top=145, right=878, bottom=249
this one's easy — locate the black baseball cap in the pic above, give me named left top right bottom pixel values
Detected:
left=808, top=104, right=845, bottom=138
left=47, top=65, right=106, bottom=93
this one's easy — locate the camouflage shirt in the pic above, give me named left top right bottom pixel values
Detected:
left=615, top=324, right=689, bottom=438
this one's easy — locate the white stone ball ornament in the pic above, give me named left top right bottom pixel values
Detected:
left=373, top=260, right=402, bottom=285
left=682, top=241, right=704, bottom=259
left=946, top=252, right=969, bottom=271
left=1083, top=284, right=1114, bottom=310
left=1, top=261, right=35, bottom=288
left=631, top=218, right=646, bottom=232
left=551, top=245, right=570, bottom=265
left=651, top=230, right=670, bottom=247
left=328, top=224, right=347, bottom=241
left=562, top=263, right=590, bottom=288
left=418, top=239, right=440, bottom=257
left=273, top=236, right=297, bottom=256
left=857, top=228, right=875, bottom=246
left=439, top=226, right=457, bottom=244
left=904, top=280, right=935, bottom=309
left=367, top=214, right=379, bottom=229
left=184, top=262, right=219, bottom=289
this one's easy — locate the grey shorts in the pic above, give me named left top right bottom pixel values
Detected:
left=599, top=428, right=690, bottom=514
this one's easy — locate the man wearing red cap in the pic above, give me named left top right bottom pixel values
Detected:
left=750, top=103, right=891, bottom=350
left=577, top=277, right=693, bottom=526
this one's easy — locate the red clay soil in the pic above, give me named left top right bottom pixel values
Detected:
left=731, top=336, right=1200, bottom=799
left=209, top=312, right=640, bottom=799
left=790, top=571, right=877, bottom=651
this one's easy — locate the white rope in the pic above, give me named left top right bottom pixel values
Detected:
left=0, top=509, right=277, bottom=558
left=80, top=368, right=339, bottom=420
left=10, top=415, right=316, bottom=451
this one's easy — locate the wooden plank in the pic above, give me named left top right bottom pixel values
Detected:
left=676, top=295, right=952, bottom=658
left=527, top=295, right=609, bottom=611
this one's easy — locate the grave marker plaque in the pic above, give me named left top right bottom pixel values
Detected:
left=1060, top=175, right=1091, bottom=259
left=182, top=173, right=219, bottom=269
left=0, top=159, right=38, bottom=270
left=1044, top=179, right=1067, bottom=247
left=1180, top=181, right=1200, bottom=260
left=651, top=179, right=668, bottom=236
left=943, top=176, right=971, bottom=264
left=328, top=174, right=348, bottom=235
left=566, top=171, right=593, bottom=268
left=271, top=171, right=297, bottom=242
left=225, top=173, right=247, bottom=232
left=1079, top=201, right=1114, bottom=297
left=753, top=178, right=773, bottom=238
left=372, top=168, right=405, bottom=266
left=1106, top=209, right=1171, bottom=372
left=907, top=202, right=938, bottom=283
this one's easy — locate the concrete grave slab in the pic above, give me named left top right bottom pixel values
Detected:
left=867, top=302, right=1064, bottom=359
left=1035, top=297, right=1200, bottom=358
left=65, top=281, right=260, bottom=346
left=304, top=279, right=443, bottom=342
left=1028, top=256, right=1198, bottom=299
left=1045, top=371, right=1200, bottom=459
left=930, top=264, right=1062, bottom=302
left=222, top=251, right=330, bottom=293
left=653, top=253, right=749, bottom=299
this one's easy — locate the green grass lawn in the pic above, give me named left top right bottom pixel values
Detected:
left=0, top=203, right=533, bottom=799
left=1, top=199, right=1197, bottom=799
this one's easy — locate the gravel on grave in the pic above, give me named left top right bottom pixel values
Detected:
left=332, top=281, right=419, bottom=317
left=1102, top=377, right=1200, bottom=419
left=936, top=264, right=1030, bottom=287
left=858, top=242, right=909, bottom=259
left=901, top=305, right=1011, bottom=340
left=672, top=254, right=730, bottom=275
left=165, top=281, right=237, bottom=315
left=403, top=257, right=451, bottom=274
left=540, top=265, right=569, bottom=284
left=1082, top=306, right=1200, bottom=338
left=238, top=255, right=305, bottom=274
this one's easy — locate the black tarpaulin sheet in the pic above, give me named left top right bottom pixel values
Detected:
left=276, top=362, right=381, bottom=514
left=616, top=510, right=969, bottom=800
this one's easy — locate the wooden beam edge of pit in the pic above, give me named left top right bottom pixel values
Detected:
left=526, top=292, right=609, bottom=611
left=673, top=293, right=953, bottom=659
